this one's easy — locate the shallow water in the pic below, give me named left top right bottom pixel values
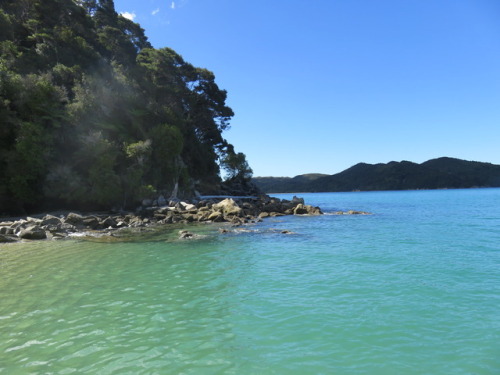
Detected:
left=1, top=189, right=499, bottom=374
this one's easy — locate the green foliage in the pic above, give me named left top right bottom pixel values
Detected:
left=222, top=151, right=253, bottom=181
left=0, top=0, right=242, bottom=213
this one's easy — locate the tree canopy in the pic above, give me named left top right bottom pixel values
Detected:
left=0, top=0, right=249, bottom=214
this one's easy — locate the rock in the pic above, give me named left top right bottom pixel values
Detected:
left=218, top=228, right=230, bottom=233
left=208, top=211, right=224, bottom=222
left=43, top=224, right=59, bottom=233
left=57, top=222, right=76, bottom=232
left=258, top=212, right=270, bottom=219
left=64, top=212, right=84, bottom=226
left=293, top=204, right=309, bottom=215
left=0, top=226, right=14, bottom=235
left=230, top=216, right=244, bottom=226
left=174, top=202, right=185, bottom=212
left=181, top=214, right=195, bottom=222
left=334, top=210, right=371, bottom=215
left=291, top=196, right=305, bottom=205
left=17, top=225, right=47, bottom=240
left=212, top=198, right=242, bottom=217
left=262, top=198, right=282, bottom=213
left=128, top=216, right=143, bottom=227
left=280, top=200, right=294, bottom=211
left=281, top=230, right=294, bottom=234
left=180, top=202, right=197, bottom=211
left=100, top=217, right=117, bottom=228
left=26, top=217, right=43, bottom=224
left=308, top=206, right=323, bottom=215
left=346, top=210, right=370, bottom=215
left=0, top=234, right=17, bottom=242
left=293, top=204, right=322, bottom=215
left=179, top=230, right=194, bottom=239
left=82, top=216, right=100, bottom=229
left=42, top=215, right=62, bottom=226
left=197, top=211, right=212, bottom=222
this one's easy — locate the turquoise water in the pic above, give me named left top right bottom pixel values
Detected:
left=1, top=189, right=499, bottom=374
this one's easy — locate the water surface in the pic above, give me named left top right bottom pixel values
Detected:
left=1, top=189, right=499, bottom=374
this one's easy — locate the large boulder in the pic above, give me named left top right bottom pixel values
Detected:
left=293, top=204, right=322, bottom=215
left=42, top=215, right=62, bottom=226
left=17, top=225, right=47, bottom=240
left=100, top=217, right=117, bottom=228
left=64, top=212, right=84, bottom=226
left=212, top=198, right=242, bottom=217
left=82, top=216, right=100, bottom=229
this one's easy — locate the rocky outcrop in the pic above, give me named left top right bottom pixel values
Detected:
left=0, top=194, right=327, bottom=242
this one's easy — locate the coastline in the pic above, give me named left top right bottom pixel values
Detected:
left=0, top=195, right=323, bottom=243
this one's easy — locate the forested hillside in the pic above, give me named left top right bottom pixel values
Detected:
left=0, top=0, right=251, bottom=214
left=253, top=158, right=500, bottom=193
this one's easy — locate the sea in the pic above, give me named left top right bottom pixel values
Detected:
left=1, top=189, right=499, bottom=374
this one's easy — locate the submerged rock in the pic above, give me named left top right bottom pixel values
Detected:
left=0, top=234, right=17, bottom=242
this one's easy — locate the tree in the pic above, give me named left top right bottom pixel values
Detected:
left=221, top=151, right=253, bottom=181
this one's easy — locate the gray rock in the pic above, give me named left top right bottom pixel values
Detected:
left=82, top=216, right=100, bottom=229
left=100, top=217, right=117, bottom=228
left=0, top=226, right=14, bottom=235
left=179, top=230, right=194, bottom=239
left=291, top=196, right=305, bottom=205
left=207, top=211, right=224, bottom=222
left=64, top=212, right=84, bottom=225
left=0, top=234, right=17, bottom=242
left=26, top=217, right=43, bottom=224
left=17, top=225, right=47, bottom=240
left=42, top=215, right=62, bottom=226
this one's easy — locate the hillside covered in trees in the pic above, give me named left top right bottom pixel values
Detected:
left=0, top=0, right=253, bottom=215
left=253, top=158, right=500, bottom=193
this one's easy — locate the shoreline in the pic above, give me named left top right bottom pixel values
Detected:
left=0, top=195, right=323, bottom=243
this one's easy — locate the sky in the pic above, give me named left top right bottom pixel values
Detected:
left=114, top=0, right=500, bottom=177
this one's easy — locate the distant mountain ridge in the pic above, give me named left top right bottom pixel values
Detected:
left=252, top=157, right=500, bottom=193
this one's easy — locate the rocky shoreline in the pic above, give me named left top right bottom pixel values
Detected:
left=0, top=195, right=324, bottom=243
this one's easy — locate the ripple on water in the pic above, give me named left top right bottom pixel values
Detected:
left=1, top=190, right=500, bottom=374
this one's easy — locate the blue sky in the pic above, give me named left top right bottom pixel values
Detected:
left=114, top=0, right=500, bottom=177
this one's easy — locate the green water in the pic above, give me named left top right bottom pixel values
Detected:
left=1, top=189, right=499, bottom=374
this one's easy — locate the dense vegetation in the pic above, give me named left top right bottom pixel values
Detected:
left=253, top=157, right=500, bottom=193
left=0, top=0, right=252, bottom=214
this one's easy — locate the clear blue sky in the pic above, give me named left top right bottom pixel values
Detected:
left=114, top=0, right=500, bottom=177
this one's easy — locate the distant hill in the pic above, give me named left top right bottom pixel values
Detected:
left=252, top=157, right=500, bottom=193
